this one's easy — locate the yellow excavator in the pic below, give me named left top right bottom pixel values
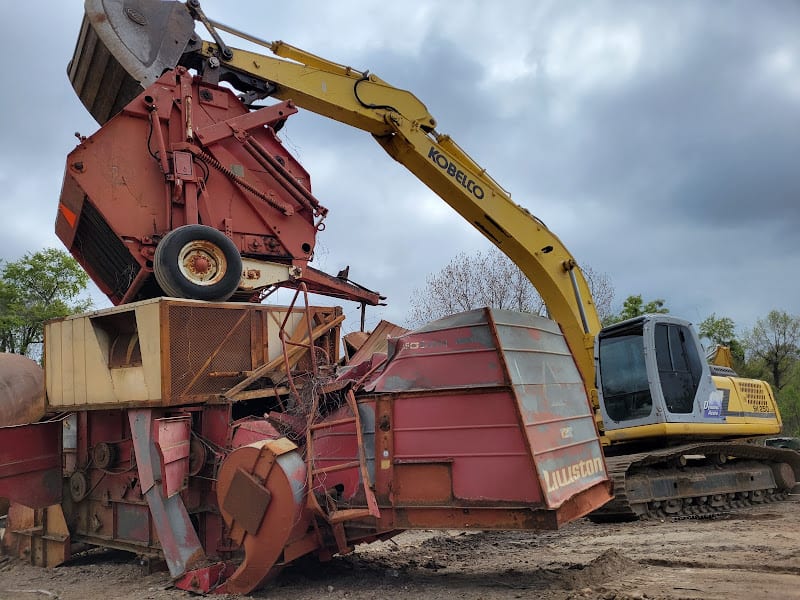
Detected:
left=68, top=0, right=798, bottom=519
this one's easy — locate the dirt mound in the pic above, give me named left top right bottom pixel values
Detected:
left=565, top=549, right=638, bottom=587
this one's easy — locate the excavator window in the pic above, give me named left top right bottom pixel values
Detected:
left=654, top=324, right=703, bottom=414
left=598, top=323, right=653, bottom=422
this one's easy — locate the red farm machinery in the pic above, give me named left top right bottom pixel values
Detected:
left=0, top=1, right=613, bottom=593
left=0, top=300, right=610, bottom=594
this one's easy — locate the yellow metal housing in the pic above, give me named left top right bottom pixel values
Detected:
left=45, top=298, right=341, bottom=409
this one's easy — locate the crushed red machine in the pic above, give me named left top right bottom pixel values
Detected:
left=0, top=19, right=611, bottom=595
left=0, top=299, right=610, bottom=593
left=58, top=66, right=381, bottom=308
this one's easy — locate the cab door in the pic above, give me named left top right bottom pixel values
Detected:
left=653, top=323, right=703, bottom=416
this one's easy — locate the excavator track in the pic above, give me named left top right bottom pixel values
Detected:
left=589, top=442, right=800, bottom=522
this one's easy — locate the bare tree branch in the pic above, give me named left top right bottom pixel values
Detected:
left=406, top=248, right=613, bottom=328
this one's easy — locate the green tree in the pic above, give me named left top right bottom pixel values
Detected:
left=776, top=372, right=800, bottom=436
left=699, top=314, right=735, bottom=344
left=0, top=248, right=92, bottom=357
left=743, top=309, right=800, bottom=392
left=603, top=294, right=668, bottom=326
left=699, top=313, right=745, bottom=366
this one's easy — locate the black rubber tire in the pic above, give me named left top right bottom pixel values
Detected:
left=771, top=462, right=797, bottom=491
left=153, top=225, right=242, bottom=301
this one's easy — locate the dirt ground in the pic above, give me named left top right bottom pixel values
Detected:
left=1, top=494, right=798, bottom=600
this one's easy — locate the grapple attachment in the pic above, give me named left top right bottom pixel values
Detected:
left=68, top=0, right=195, bottom=124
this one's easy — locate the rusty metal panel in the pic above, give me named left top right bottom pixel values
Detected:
left=309, top=404, right=362, bottom=498
left=342, top=331, right=369, bottom=360
left=393, top=462, right=453, bottom=503
left=223, top=468, right=272, bottom=535
left=358, top=402, right=377, bottom=484
left=128, top=409, right=206, bottom=578
left=116, top=502, right=152, bottom=543
left=362, top=309, right=540, bottom=502
left=344, top=320, right=410, bottom=367
left=166, top=303, right=253, bottom=400
left=359, top=308, right=609, bottom=509
left=491, top=310, right=608, bottom=509
left=215, top=440, right=308, bottom=594
left=391, top=390, right=542, bottom=503
left=60, top=68, right=326, bottom=306
left=0, top=421, right=62, bottom=508
left=2, top=503, right=71, bottom=568
left=365, top=313, right=504, bottom=393
left=153, top=415, right=191, bottom=498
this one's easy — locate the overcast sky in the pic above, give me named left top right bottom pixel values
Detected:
left=1, top=1, right=798, bottom=339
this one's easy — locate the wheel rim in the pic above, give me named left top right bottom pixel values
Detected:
left=177, top=240, right=228, bottom=286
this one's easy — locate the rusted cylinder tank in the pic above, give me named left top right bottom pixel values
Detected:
left=0, top=352, right=46, bottom=427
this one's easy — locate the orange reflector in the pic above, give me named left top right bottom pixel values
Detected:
left=58, top=203, right=78, bottom=228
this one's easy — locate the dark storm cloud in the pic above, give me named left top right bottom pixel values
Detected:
left=206, top=0, right=800, bottom=331
left=372, top=1, right=800, bottom=330
left=479, top=1, right=800, bottom=229
left=580, top=5, right=800, bottom=227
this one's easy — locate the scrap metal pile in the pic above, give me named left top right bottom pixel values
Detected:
left=0, top=299, right=611, bottom=594
left=0, top=2, right=612, bottom=594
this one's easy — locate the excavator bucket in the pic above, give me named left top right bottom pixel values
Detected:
left=68, top=0, right=196, bottom=124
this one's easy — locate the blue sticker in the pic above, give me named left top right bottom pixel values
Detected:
left=703, top=390, right=723, bottom=418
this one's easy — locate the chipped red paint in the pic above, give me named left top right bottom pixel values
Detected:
left=358, top=308, right=609, bottom=509
left=153, top=415, right=192, bottom=498
left=174, top=562, right=233, bottom=594
left=129, top=409, right=206, bottom=577
left=231, top=419, right=282, bottom=448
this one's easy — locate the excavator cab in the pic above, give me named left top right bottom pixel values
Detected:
left=596, top=315, right=740, bottom=436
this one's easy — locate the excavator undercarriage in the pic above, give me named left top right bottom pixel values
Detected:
left=592, top=442, right=799, bottom=521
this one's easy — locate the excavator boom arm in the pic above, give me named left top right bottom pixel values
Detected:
left=195, top=40, right=438, bottom=136
left=203, top=38, right=602, bottom=382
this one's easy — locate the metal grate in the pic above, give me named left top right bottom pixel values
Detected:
left=168, top=304, right=253, bottom=400
left=73, top=200, right=140, bottom=299
left=735, top=380, right=770, bottom=412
